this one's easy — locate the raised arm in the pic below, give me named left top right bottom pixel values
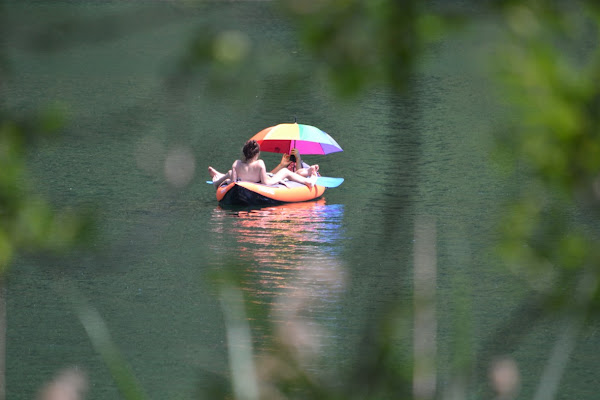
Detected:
left=271, top=153, right=291, bottom=173
left=291, top=148, right=302, bottom=168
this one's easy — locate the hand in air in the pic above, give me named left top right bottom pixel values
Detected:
left=289, top=148, right=301, bottom=165
left=279, top=153, right=291, bottom=166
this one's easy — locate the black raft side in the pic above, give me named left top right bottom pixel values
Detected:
left=219, top=184, right=284, bottom=206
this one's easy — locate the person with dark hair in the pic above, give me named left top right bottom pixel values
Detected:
left=270, top=148, right=320, bottom=177
left=208, top=140, right=318, bottom=188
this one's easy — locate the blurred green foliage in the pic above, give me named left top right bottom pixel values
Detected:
left=276, top=0, right=461, bottom=95
left=0, top=99, right=93, bottom=398
left=0, top=107, right=92, bottom=275
left=5, top=0, right=600, bottom=398
left=494, top=1, right=600, bottom=318
left=189, top=0, right=600, bottom=398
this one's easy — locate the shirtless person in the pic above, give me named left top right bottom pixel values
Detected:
left=270, top=148, right=319, bottom=177
left=208, top=140, right=317, bottom=188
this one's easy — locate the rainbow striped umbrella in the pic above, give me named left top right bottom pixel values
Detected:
left=250, top=123, right=343, bottom=155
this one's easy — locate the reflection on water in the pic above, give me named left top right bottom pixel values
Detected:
left=209, top=199, right=346, bottom=361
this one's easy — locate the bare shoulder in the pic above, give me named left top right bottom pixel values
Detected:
left=254, top=160, right=267, bottom=172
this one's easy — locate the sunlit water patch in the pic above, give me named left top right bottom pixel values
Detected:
left=209, top=200, right=347, bottom=361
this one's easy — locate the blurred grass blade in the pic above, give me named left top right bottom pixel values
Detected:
left=220, top=285, right=259, bottom=400
left=413, top=216, right=437, bottom=400
left=532, top=315, right=581, bottom=400
left=75, top=299, right=147, bottom=400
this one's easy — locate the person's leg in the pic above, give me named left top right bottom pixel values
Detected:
left=208, top=166, right=224, bottom=180
left=295, top=169, right=308, bottom=177
left=273, top=169, right=316, bottom=188
left=212, top=169, right=232, bottom=188
left=296, top=164, right=319, bottom=177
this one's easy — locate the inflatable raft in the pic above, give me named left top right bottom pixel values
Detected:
left=216, top=180, right=326, bottom=206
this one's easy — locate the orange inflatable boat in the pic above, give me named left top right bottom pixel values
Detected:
left=216, top=180, right=326, bottom=205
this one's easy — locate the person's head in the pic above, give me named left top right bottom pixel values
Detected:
left=242, top=139, right=260, bottom=162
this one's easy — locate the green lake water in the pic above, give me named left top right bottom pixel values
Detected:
left=3, top=1, right=599, bottom=399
